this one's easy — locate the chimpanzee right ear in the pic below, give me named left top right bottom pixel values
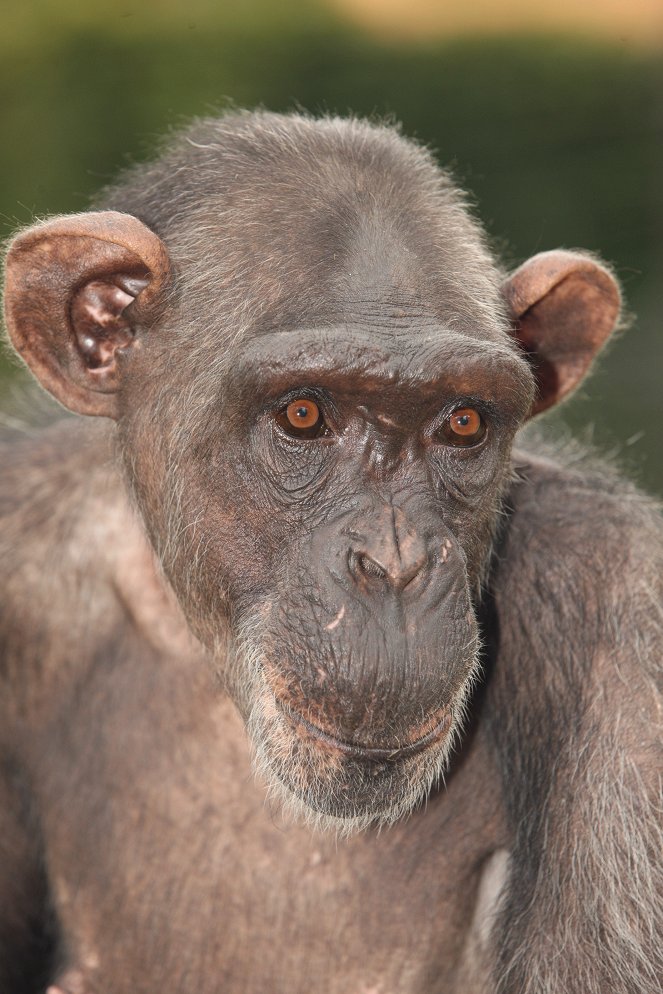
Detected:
left=3, top=211, right=171, bottom=418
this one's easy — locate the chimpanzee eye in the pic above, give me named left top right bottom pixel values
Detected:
left=438, top=407, right=486, bottom=447
left=275, top=398, right=328, bottom=439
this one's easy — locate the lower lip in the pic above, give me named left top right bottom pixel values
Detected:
left=275, top=698, right=452, bottom=762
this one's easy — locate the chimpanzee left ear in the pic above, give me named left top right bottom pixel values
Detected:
left=504, top=250, right=621, bottom=416
left=3, top=211, right=171, bottom=418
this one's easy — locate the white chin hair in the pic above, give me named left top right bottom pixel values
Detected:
left=228, top=612, right=482, bottom=837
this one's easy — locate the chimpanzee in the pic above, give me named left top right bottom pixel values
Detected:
left=1, top=111, right=661, bottom=994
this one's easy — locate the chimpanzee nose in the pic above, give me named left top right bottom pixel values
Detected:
left=349, top=548, right=427, bottom=590
left=347, top=509, right=429, bottom=592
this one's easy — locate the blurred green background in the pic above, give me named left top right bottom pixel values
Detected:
left=1, top=1, right=662, bottom=492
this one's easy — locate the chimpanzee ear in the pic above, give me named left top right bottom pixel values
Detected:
left=3, top=211, right=171, bottom=418
left=504, top=250, right=621, bottom=416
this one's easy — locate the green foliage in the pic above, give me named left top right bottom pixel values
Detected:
left=1, top=12, right=661, bottom=491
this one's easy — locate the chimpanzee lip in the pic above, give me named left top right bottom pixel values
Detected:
left=275, top=697, right=452, bottom=762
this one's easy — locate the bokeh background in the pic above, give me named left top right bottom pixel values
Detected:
left=2, top=0, right=662, bottom=491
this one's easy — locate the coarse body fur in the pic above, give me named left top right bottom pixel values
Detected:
left=0, top=112, right=661, bottom=993
left=1, top=416, right=660, bottom=994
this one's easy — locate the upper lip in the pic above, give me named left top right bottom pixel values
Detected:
left=276, top=697, right=451, bottom=762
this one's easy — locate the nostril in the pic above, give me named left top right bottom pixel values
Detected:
left=399, top=555, right=427, bottom=589
left=356, top=553, right=387, bottom=581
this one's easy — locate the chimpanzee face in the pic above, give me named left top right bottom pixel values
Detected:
left=129, top=315, right=533, bottom=828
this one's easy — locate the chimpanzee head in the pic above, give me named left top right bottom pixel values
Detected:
left=3, top=113, right=620, bottom=829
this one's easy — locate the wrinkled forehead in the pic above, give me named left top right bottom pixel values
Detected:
left=325, top=208, right=507, bottom=337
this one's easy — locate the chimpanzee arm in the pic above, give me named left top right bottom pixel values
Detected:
left=488, top=457, right=663, bottom=994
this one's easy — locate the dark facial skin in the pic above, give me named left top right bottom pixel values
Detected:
left=1, top=112, right=661, bottom=994
left=177, top=325, right=533, bottom=822
left=110, top=285, right=533, bottom=824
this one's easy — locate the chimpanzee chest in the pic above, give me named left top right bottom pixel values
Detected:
left=43, top=650, right=505, bottom=994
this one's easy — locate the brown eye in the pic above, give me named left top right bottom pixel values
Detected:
left=275, top=398, right=328, bottom=439
left=439, top=407, right=486, bottom=447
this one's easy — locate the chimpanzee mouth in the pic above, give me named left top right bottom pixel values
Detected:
left=233, top=627, right=473, bottom=828
left=274, top=696, right=453, bottom=762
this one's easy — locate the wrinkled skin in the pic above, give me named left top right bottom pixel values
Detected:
left=1, top=112, right=661, bottom=994
left=124, top=321, right=533, bottom=826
